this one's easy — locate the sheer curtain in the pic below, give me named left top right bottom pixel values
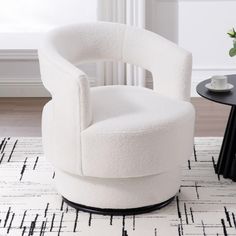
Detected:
left=97, top=0, right=146, bottom=86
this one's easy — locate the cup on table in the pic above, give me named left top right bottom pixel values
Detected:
left=210, top=75, right=228, bottom=89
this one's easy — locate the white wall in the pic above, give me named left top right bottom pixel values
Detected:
left=179, top=0, right=236, bottom=96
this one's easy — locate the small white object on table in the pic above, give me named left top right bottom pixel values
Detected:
left=205, top=75, right=234, bottom=92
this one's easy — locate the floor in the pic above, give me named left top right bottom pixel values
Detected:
left=1, top=136, right=235, bottom=235
left=0, top=97, right=230, bottom=137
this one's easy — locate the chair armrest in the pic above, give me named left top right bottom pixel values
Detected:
left=39, top=45, right=92, bottom=175
left=38, top=46, right=92, bottom=131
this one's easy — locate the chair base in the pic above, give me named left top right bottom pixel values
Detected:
left=55, top=168, right=181, bottom=210
left=63, top=196, right=175, bottom=216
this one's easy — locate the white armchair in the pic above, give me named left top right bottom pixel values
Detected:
left=39, top=22, right=195, bottom=215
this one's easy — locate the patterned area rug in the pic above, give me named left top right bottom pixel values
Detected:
left=0, top=137, right=236, bottom=236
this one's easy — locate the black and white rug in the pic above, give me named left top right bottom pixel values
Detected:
left=0, top=137, right=235, bottom=236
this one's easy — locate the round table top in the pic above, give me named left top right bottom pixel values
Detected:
left=196, top=74, right=236, bottom=106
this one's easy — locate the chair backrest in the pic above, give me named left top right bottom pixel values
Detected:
left=46, top=22, right=192, bottom=100
left=50, top=22, right=126, bottom=64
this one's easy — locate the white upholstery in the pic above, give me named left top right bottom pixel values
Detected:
left=55, top=167, right=181, bottom=209
left=39, top=22, right=195, bottom=210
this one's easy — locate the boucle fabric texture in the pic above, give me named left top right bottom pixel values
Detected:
left=39, top=22, right=194, bottom=177
left=39, top=22, right=194, bottom=208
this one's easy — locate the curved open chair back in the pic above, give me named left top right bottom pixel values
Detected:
left=39, top=22, right=195, bottom=215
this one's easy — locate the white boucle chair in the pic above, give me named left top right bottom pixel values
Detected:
left=39, top=22, right=195, bottom=215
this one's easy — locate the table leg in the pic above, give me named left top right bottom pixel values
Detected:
left=216, top=105, right=236, bottom=181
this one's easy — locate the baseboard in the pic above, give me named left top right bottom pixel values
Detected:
left=0, top=77, right=152, bottom=97
left=0, top=78, right=49, bottom=97
left=0, top=49, right=38, bottom=60
left=0, top=78, right=97, bottom=97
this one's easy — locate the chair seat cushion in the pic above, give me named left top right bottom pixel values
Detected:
left=81, top=86, right=195, bottom=178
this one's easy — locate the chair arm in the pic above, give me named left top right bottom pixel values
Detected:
left=38, top=46, right=92, bottom=131
left=39, top=46, right=92, bottom=175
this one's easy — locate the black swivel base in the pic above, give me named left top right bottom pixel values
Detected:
left=63, top=196, right=175, bottom=216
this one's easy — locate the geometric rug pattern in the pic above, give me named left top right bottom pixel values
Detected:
left=0, top=137, right=235, bottom=236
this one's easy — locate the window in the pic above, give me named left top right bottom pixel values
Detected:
left=0, top=0, right=97, bottom=49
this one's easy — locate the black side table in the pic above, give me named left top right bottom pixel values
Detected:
left=197, top=74, right=236, bottom=181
